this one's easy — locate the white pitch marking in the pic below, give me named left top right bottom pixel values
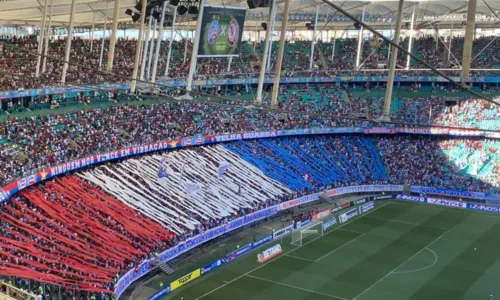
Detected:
left=194, top=202, right=392, bottom=300
left=352, top=229, right=451, bottom=300
left=245, top=274, right=349, bottom=300
left=285, top=254, right=316, bottom=262
left=392, top=247, right=438, bottom=274
left=315, top=233, right=366, bottom=262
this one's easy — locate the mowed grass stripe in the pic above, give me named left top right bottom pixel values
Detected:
left=408, top=214, right=500, bottom=300
left=188, top=202, right=393, bottom=300
left=251, top=202, right=439, bottom=298
left=315, top=203, right=470, bottom=299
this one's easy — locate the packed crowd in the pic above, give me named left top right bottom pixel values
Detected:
left=1, top=34, right=500, bottom=93
left=2, top=85, right=500, bottom=187
left=1, top=130, right=498, bottom=298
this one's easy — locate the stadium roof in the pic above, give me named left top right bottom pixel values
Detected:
left=0, top=0, right=499, bottom=30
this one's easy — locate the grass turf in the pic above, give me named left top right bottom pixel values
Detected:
left=160, top=200, right=500, bottom=300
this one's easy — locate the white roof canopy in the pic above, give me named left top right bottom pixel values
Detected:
left=0, top=0, right=499, bottom=30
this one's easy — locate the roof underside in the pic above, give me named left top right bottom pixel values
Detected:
left=0, top=0, right=499, bottom=30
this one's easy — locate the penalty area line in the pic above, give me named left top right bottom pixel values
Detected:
left=352, top=228, right=451, bottom=300
left=245, top=274, right=349, bottom=300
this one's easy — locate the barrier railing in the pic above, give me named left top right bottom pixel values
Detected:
left=1, top=126, right=498, bottom=205
left=0, top=125, right=496, bottom=297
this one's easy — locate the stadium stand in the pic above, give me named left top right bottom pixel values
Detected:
left=1, top=8, right=500, bottom=300
left=2, top=36, right=500, bottom=93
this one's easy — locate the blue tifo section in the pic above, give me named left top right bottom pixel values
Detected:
left=224, top=135, right=386, bottom=190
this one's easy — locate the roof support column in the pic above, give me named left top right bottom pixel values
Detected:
left=164, top=7, right=177, bottom=77
left=461, top=0, right=477, bottom=82
left=90, top=12, right=95, bottom=52
left=140, top=15, right=153, bottom=80
left=61, top=0, right=76, bottom=84
left=130, top=0, right=148, bottom=93
left=106, top=0, right=121, bottom=72
left=266, top=3, right=277, bottom=72
left=405, top=5, right=415, bottom=70
left=35, top=0, right=49, bottom=78
left=379, top=0, right=404, bottom=122
left=184, top=0, right=205, bottom=97
left=447, top=22, right=453, bottom=64
left=255, top=0, right=276, bottom=106
left=355, top=7, right=365, bottom=68
left=151, top=1, right=168, bottom=84
left=309, top=4, right=320, bottom=70
left=99, top=1, right=109, bottom=69
left=42, top=0, right=54, bottom=74
left=147, top=19, right=157, bottom=80
left=270, top=0, right=291, bottom=107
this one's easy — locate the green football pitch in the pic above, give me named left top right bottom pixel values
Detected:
left=162, top=200, right=500, bottom=300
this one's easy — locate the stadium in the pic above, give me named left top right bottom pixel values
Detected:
left=0, top=0, right=500, bottom=299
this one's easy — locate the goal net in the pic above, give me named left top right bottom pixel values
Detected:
left=290, top=220, right=324, bottom=247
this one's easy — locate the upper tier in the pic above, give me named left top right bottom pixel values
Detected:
left=1, top=35, right=500, bottom=93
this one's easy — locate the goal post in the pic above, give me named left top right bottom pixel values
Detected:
left=290, top=220, right=324, bottom=247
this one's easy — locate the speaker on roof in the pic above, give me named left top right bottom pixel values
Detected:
left=188, top=5, right=199, bottom=14
left=177, top=5, right=188, bottom=15
left=247, top=0, right=258, bottom=9
left=247, top=0, right=271, bottom=9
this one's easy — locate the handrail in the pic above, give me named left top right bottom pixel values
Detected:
left=0, top=126, right=497, bottom=297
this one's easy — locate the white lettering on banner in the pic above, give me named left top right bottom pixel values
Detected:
left=315, top=210, right=331, bottom=220
left=396, top=194, right=425, bottom=202
left=331, top=206, right=341, bottom=213
left=469, top=204, right=499, bottom=212
left=322, top=217, right=338, bottom=231
left=273, top=225, right=293, bottom=239
left=339, top=208, right=358, bottom=223
left=279, top=199, right=299, bottom=210
left=427, top=198, right=467, bottom=208
left=214, top=131, right=277, bottom=143
left=257, top=244, right=283, bottom=263
left=359, top=202, right=375, bottom=214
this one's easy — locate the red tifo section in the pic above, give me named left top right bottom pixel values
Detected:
left=0, top=176, right=173, bottom=293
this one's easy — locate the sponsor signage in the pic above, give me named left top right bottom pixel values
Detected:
left=253, top=234, right=273, bottom=248
left=331, top=206, right=342, bottom=213
left=323, top=216, right=338, bottom=231
left=257, top=244, right=283, bottom=263
left=468, top=204, right=499, bottom=212
left=373, top=195, right=392, bottom=200
left=339, top=208, right=358, bottom=223
left=200, top=259, right=225, bottom=275
left=396, top=194, right=425, bottom=202
left=313, top=209, right=331, bottom=221
left=341, top=202, right=350, bottom=209
left=273, top=225, right=294, bottom=239
left=148, top=286, right=171, bottom=300
left=170, top=269, right=201, bottom=291
left=359, top=202, right=375, bottom=214
left=354, top=198, right=367, bottom=205
left=427, top=198, right=467, bottom=208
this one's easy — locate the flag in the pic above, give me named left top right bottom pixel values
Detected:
left=158, top=158, right=168, bottom=179
left=236, top=183, right=242, bottom=195
left=185, top=181, right=201, bottom=197
left=217, top=162, right=229, bottom=178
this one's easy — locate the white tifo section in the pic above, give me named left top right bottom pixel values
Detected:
left=78, top=145, right=290, bottom=234
left=291, top=220, right=324, bottom=247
